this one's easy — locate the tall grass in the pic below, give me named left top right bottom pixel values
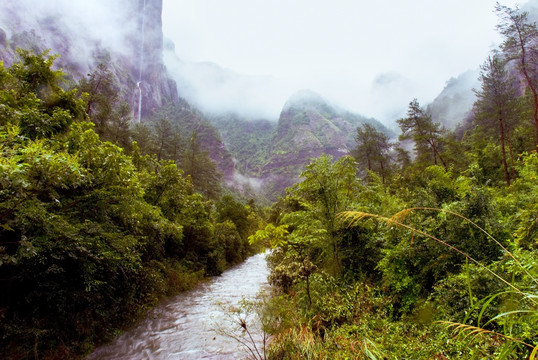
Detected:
left=339, top=207, right=538, bottom=358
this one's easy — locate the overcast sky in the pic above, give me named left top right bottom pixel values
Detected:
left=162, top=0, right=523, bottom=123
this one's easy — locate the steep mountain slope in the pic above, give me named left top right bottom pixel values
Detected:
left=150, top=100, right=236, bottom=179
left=427, top=70, right=479, bottom=129
left=261, top=90, right=390, bottom=199
left=207, top=91, right=391, bottom=200
left=0, top=1, right=395, bottom=200
left=0, top=0, right=177, bottom=120
left=0, top=0, right=236, bottom=181
left=209, top=113, right=276, bottom=177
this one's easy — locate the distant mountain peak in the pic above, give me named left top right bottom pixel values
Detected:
left=427, top=69, right=479, bottom=129
left=282, top=89, right=330, bottom=111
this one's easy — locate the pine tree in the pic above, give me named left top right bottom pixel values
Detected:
left=78, top=62, right=133, bottom=147
left=473, top=54, right=520, bottom=186
left=153, top=117, right=173, bottom=161
left=183, top=131, right=222, bottom=199
left=353, top=123, right=392, bottom=183
left=397, top=99, right=448, bottom=170
left=496, top=3, right=538, bottom=148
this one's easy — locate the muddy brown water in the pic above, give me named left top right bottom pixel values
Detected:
left=87, top=252, right=269, bottom=360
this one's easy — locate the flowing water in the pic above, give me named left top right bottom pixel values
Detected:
left=137, top=81, right=142, bottom=123
left=87, top=253, right=269, bottom=360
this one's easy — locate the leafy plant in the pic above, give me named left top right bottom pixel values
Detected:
left=340, top=207, right=538, bottom=358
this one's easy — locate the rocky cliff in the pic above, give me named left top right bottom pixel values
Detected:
left=132, top=0, right=178, bottom=120
left=0, top=0, right=177, bottom=121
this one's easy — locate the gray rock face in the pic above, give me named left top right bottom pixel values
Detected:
left=0, top=0, right=178, bottom=120
left=133, top=0, right=178, bottom=119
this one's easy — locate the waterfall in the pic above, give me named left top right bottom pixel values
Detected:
left=137, top=0, right=147, bottom=123
left=137, top=81, right=142, bottom=124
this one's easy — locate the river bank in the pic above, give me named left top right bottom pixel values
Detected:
left=87, top=252, right=269, bottom=360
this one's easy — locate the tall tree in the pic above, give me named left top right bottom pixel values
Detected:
left=473, top=54, right=520, bottom=186
left=78, top=62, right=133, bottom=147
left=397, top=99, right=448, bottom=171
left=496, top=3, right=538, bottom=148
left=183, top=131, right=222, bottom=199
left=292, top=155, right=360, bottom=274
left=352, top=123, right=392, bottom=183
left=153, top=117, right=173, bottom=161
left=107, top=102, right=132, bottom=149
left=169, top=123, right=185, bottom=166
left=130, top=122, right=153, bottom=155
left=78, top=63, right=117, bottom=135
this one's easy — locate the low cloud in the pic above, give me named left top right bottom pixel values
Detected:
left=164, top=43, right=290, bottom=120
left=0, top=0, right=138, bottom=72
left=367, top=72, right=419, bottom=128
left=231, top=172, right=264, bottom=191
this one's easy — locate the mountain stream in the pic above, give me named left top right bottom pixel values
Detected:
left=87, top=253, right=270, bottom=360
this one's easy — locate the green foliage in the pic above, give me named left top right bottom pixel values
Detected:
left=183, top=131, right=222, bottom=199
left=213, top=220, right=242, bottom=268
left=216, top=195, right=253, bottom=242
left=495, top=3, right=538, bottom=147
left=248, top=5, right=538, bottom=359
left=249, top=223, right=289, bottom=248
left=0, top=49, right=85, bottom=139
left=5, top=3, right=538, bottom=357
left=264, top=277, right=485, bottom=359
left=78, top=63, right=132, bottom=148
left=352, top=123, right=392, bottom=183
left=0, top=50, right=258, bottom=359
left=509, top=152, right=538, bottom=250
left=143, top=160, right=191, bottom=221
left=289, top=154, right=361, bottom=274
left=397, top=99, right=448, bottom=170
left=209, top=114, right=275, bottom=176
left=263, top=148, right=537, bottom=358
left=148, top=102, right=232, bottom=191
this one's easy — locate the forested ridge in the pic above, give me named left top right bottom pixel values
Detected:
left=1, top=3, right=538, bottom=360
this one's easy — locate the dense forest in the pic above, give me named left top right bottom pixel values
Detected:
left=0, top=49, right=264, bottom=358
left=1, top=2, right=538, bottom=360
left=246, top=4, right=538, bottom=359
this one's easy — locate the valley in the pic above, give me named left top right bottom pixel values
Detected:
left=0, top=1, right=537, bottom=359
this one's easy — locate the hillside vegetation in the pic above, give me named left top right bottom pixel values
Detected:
left=0, top=50, right=264, bottom=359
left=1, top=2, right=538, bottom=360
left=244, top=4, right=538, bottom=359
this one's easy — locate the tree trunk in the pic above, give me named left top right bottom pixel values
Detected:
left=508, top=142, right=517, bottom=179
left=514, top=19, right=538, bottom=148
left=520, top=62, right=538, bottom=149
left=429, top=139, right=448, bottom=171
left=379, top=159, right=385, bottom=184
left=499, top=112, right=511, bottom=186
